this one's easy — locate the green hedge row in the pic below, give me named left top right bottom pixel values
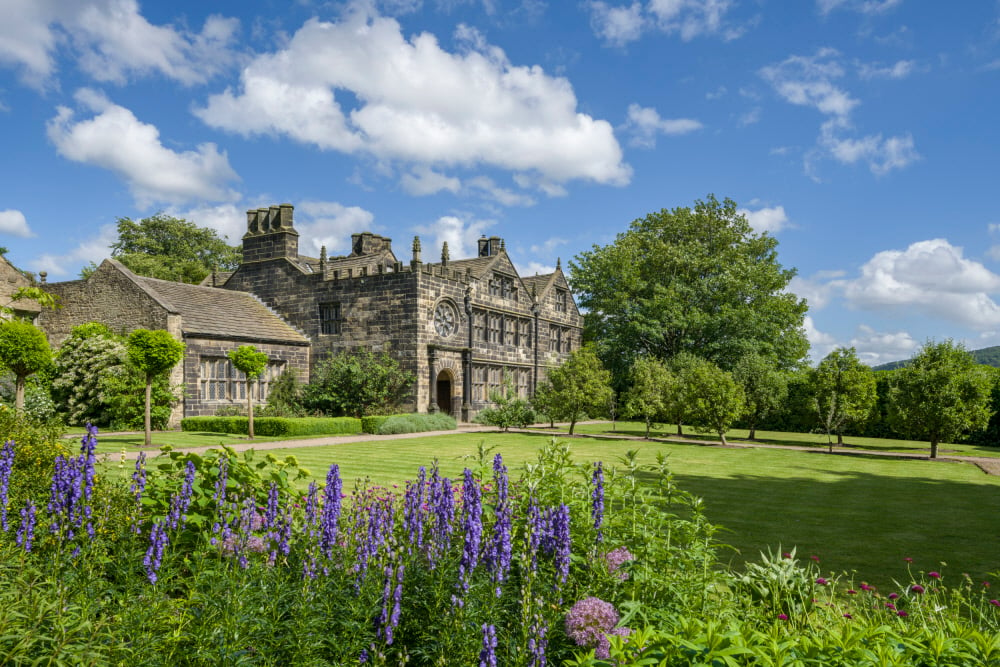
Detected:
left=361, top=414, right=406, bottom=434
left=376, top=413, right=457, bottom=435
left=180, top=416, right=361, bottom=437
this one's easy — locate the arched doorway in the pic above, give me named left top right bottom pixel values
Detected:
left=436, top=370, right=453, bottom=415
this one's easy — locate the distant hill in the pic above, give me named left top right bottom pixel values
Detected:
left=873, top=345, right=1000, bottom=371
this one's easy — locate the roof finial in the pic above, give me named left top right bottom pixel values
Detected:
left=556, top=257, right=561, bottom=270
left=411, top=236, right=422, bottom=266
left=441, top=241, right=450, bottom=267
left=320, top=245, right=328, bottom=271
left=500, top=238, right=506, bottom=251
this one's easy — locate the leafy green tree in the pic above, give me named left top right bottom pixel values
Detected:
left=570, top=195, right=808, bottom=389
left=542, top=345, right=613, bottom=435
left=812, top=347, right=877, bottom=451
left=126, top=329, right=184, bottom=446
left=734, top=352, right=788, bottom=440
left=0, top=320, right=51, bottom=411
left=889, top=340, right=992, bottom=459
left=228, top=345, right=269, bottom=438
left=477, top=374, right=535, bottom=431
left=302, top=348, right=415, bottom=418
left=683, top=356, right=745, bottom=445
left=111, top=214, right=241, bottom=284
left=264, top=368, right=305, bottom=417
left=665, top=352, right=699, bottom=436
left=530, top=380, right=557, bottom=428
left=624, top=356, right=671, bottom=438
left=51, top=323, right=127, bottom=426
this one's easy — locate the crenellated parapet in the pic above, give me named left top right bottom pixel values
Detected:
left=242, top=203, right=299, bottom=263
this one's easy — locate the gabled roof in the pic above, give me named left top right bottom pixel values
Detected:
left=106, top=260, right=309, bottom=345
left=430, top=253, right=506, bottom=280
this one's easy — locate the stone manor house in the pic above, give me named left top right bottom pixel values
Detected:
left=38, top=204, right=582, bottom=423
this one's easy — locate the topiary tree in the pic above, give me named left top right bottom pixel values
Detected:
left=0, top=320, right=51, bottom=411
left=542, top=345, right=613, bottom=435
left=683, top=356, right=745, bottom=445
left=126, top=329, right=184, bottom=446
left=227, top=345, right=269, bottom=438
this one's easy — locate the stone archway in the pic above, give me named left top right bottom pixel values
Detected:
left=436, top=369, right=454, bottom=415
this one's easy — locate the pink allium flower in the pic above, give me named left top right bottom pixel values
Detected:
left=886, top=603, right=896, bottom=610
left=843, top=613, right=852, bottom=619
left=594, top=627, right=633, bottom=659
left=810, top=555, right=820, bottom=563
left=888, top=593, right=899, bottom=600
left=777, top=614, right=789, bottom=621
left=860, top=583, right=873, bottom=592
left=989, top=599, right=1000, bottom=608
left=929, top=571, right=941, bottom=579
left=604, top=547, right=634, bottom=581
left=911, top=584, right=925, bottom=594
left=904, top=557, right=913, bottom=563
left=782, top=552, right=792, bottom=559
left=816, top=577, right=828, bottom=586
left=984, top=581, right=991, bottom=588
left=565, top=597, right=619, bottom=650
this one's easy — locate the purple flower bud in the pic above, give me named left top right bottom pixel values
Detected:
left=591, top=461, right=604, bottom=543
left=0, top=440, right=14, bottom=531
left=15, top=500, right=36, bottom=552
left=456, top=468, right=482, bottom=602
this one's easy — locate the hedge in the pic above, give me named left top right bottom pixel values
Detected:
left=361, top=414, right=407, bottom=434
left=376, top=413, right=457, bottom=435
left=180, top=416, right=361, bottom=437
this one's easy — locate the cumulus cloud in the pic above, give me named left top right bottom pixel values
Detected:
left=296, top=201, right=377, bottom=256
left=195, top=5, right=630, bottom=199
left=843, top=238, right=1000, bottom=330
left=587, top=0, right=742, bottom=46
left=803, top=315, right=838, bottom=362
left=47, top=89, right=240, bottom=207
left=0, top=209, right=35, bottom=238
left=400, top=166, right=462, bottom=196
left=739, top=204, right=790, bottom=234
left=413, top=214, right=494, bottom=260
left=0, top=0, right=239, bottom=87
left=25, top=222, right=118, bottom=277
left=848, top=324, right=918, bottom=366
left=760, top=48, right=918, bottom=176
left=623, top=103, right=702, bottom=148
left=788, top=270, right=846, bottom=311
left=166, top=203, right=245, bottom=246
left=857, top=59, right=914, bottom=80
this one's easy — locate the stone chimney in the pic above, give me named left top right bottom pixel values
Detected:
left=242, top=203, right=299, bottom=263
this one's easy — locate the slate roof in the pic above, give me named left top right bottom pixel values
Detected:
left=118, top=265, right=309, bottom=345
left=435, top=255, right=500, bottom=279
left=521, top=272, right=557, bottom=298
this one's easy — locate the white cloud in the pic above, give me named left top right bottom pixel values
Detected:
left=739, top=205, right=790, bottom=234
left=413, top=214, right=494, bottom=260
left=803, top=315, right=838, bottom=362
left=843, top=238, right=1000, bottom=330
left=466, top=177, right=536, bottom=207
left=166, top=203, right=245, bottom=247
left=47, top=89, right=240, bottom=207
left=857, top=59, right=914, bottom=80
left=520, top=260, right=556, bottom=276
left=0, top=209, right=35, bottom=238
left=196, top=5, right=630, bottom=198
left=817, top=0, right=902, bottom=15
left=25, top=222, right=118, bottom=277
left=623, top=103, right=702, bottom=148
left=587, top=0, right=742, bottom=46
left=529, top=237, right=567, bottom=255
left=401, top=166, right=462, bottom=196
left=788, top=271, right=844, bottom=311
left=819, top=120, right=919, bottom=174
left=848, top=324, right=918, bottom=366
left=0, top=0, right=239, bottom=87
left=296, top=201, right=377, bottom=256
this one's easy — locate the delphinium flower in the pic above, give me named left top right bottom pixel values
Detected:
left=166, top=461, right=197, bottom=531
left=302, top=481, right=320, bottom=580
left=403, top=466, right=426, bottom=554
left=552, top=504, right=571, bottom=587
left=264, top=482, right=280, bottom=530
left=527, top=610, right=548, bottom=667
left=527, top=497, right=545, bottom=572
left=376, top=562, right=406, bottom=645
left=454, top=468, right=483, bottom=605
left=485, top=454, right=512, bottom=597
left=0, top=440, right=14, bottom=531
left=604, top=546, right=634, bottom=581
left=565, top=597, right=619, bottom=657
left=145, top=519, right=169, bottom=584
left=427, top=466, right=454, bottom=568
left=48, top=453, right=84, bottom=542
left=15, top=501, right=36, bottom=552
left=320, top=464, right=342, bottom=559
left=479, top=624, right=497, bottom=667
left=591, top=461, right=604, bottom=544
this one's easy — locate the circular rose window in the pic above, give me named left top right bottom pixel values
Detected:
left=434, top=302, right=457, bottom=337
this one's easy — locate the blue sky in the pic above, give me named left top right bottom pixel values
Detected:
left=1, top=0, right=998, bottom=365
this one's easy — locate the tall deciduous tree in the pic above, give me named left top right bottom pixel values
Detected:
left=734, top=352, right=788, bottom=440
left=228, top=345, right=269, bottom=439
left=0, top=320, right=51, bottom=411
left=624, top=356, right=671, bottom=438
left=111, top=214, right=241, bottom=284
left=683, top=356, right=745, bottom=446
left=889, top=340, right=992, bottom=459
left=570, top=195, right=808, bottom=389
left=812, top=347, right=876, bottom=451
left=126, top=329, right=184, bottom=446
left=541, top=345, right=613, bottom=435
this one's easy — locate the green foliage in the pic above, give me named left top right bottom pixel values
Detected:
left=99, top=362, right=176, bottom=431
left=180, top=415, right=362, bottom=437
left=811, top=347, right=877, bottom=448
left=227, top=345, right=268, bottom=380
left=126, top=329, right=184, bottom=380
left=0, top=319, right=51, bottom=410
left=889, top=339, right=993, bottom=458
left=51, top=322, right=126, bottom=426
left=477, top=375, right=535, bottom=430
left=302, top=348, right=415, bottom=418
left=681, top=357, right=745, bottom=445
left=623, top=356, right=673, bottom=438
left=263, top=368, right=305, bottom=417
left=375, top=412, right=457, bottom=434
left=570, top=194, right=809, bottom=391
left=733, top=352, right=788, bottom=440
left=361, top=414, right=403, bottom=434
left=0, top=408, right=66, bottom=508
left=111, top=213, right=241, bottom=284
left=541, top=345, right=614, bottom=434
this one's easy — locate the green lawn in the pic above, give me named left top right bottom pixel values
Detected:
left=78, top=429, right=338, bottom=454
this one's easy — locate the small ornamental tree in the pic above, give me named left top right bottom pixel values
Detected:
left=624, top=356, right=671, bottom=439
left=683, top=356, right=745, bottom=445
left=228, top=345, right=269, bottom=438
left=812, top=347, right=876, bottom=451
left=302, top=348, right=415, bottom=418
left=734, top=352, right=788, bottom=441
left=543, top=345, right=613, bottom=435
left=889, top=339, right=992, bottom=459
left=666, top=352, right=699, bottom=436
left=0, top=320, right=51, bottom=411
left=478, top=374, right=534, bottom=431
left=126, top=329, right=184, bottom=446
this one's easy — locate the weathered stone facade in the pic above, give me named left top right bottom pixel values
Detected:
left=38, top=203, right=582, bottom=423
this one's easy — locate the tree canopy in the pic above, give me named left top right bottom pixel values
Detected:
left=0, top=320, right=51, bottom=411
left=733, top=351, right=788, bottom=440
left=682, top=356, right=745, bottom=445
left=302, top=348, right=415, bottom=418
left=127, top=329, right=184, bottom=446
left=228, top=345, right=269, bottom=438
left=110, top=214, right=241, bottom=284
left=889, top=340, right=992, bottom=459
left=538, top=345, right=613, bottom=435
left=569, top=195, right=808, bottom=388
left=811, top=347, right=876, bottom=450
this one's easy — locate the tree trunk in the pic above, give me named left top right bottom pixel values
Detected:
left=569, top=418, right=577, bottom=435
left=837, top=431, right=844, bottom=446
left=719, top=431, right=727, bottom=446
left=748, top=427, right=756, bottom=440
left=14, top=375, right=24, bottom=412
left=144, top=378, right=152, bottom=448
left=677, top=420, right=683, bottom=436
left=247, top=380, right=255, bottom=439
left=930, top=439, right=938, bottom=459
left=645, top=417, right=651, bottom=439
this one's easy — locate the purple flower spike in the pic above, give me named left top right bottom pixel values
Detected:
left=479, top=624, right=497, bottom=667
left=552, top=504, right=571, bottom=587
left=0, top=440, right=14, bottom=531
left=591, top=461, right=604, bottom=543
left=456, top=468, right=482, bottom=602
left=485, top=454, right=511, bottom=596
left=320, top=464, right=342, bottom=559
left=15, top=500, right=36, bottom=552
left=144, top=519, right=169, bottom=584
